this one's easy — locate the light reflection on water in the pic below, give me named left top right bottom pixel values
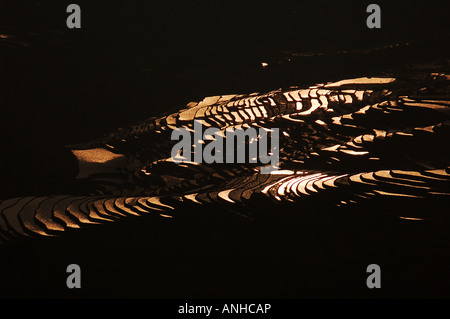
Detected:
left=399, top=217, right=424, bottom=221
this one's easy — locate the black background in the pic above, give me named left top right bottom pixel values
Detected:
left=0, top=0, right=450, bottom=303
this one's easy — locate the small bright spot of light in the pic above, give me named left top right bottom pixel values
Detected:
left=399, top=216, right=424, bottom=221
left=261, top=62, right=268, bottom=68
